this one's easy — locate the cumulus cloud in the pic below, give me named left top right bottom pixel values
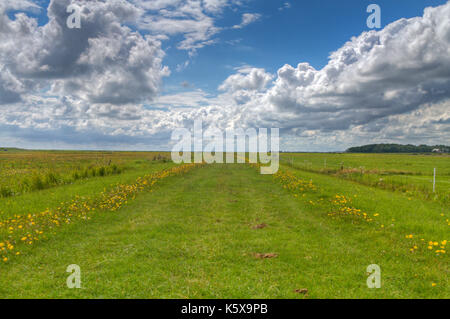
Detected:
left=220, top=67, right=273, bottom=92
left=0, top=0, right=169, bottom=107
left=260, top=2, right=450, bottom=134
left=0, top=65, right=25, bottom=105
left=219, top=67, right=273, bottom=104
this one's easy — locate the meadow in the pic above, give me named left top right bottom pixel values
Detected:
left=0, top=150, right=170, bottom=198
left=281, top=153, right=450, bottom=204
left=0, top=150, right=448, bottom=298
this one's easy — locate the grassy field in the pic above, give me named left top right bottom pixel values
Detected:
left=281, top=153, right=450, bottom=204
left=0, top=151, right=448, bottom=298
left=0, top=150, right=170, bottom=198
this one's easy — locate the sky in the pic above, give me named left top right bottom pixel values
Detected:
left=0, top=0, right=449, bottom=151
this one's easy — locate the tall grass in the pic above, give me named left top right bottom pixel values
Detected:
left=0, top=151, right=171, bottom=198
left=0, top=164, right=126, bottom=198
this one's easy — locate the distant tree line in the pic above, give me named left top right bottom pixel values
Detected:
left=346, top=144, right=450, bottom=153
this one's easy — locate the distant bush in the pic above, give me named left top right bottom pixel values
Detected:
left=0, top=186, right=13, bottom=198
left=347, top=144, right=450, bottom=153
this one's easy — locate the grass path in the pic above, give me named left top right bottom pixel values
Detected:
left=0, top=164, right=447, bottom=298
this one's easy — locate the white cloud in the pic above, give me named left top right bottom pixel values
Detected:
left=152, top=90, right=214, bottom=108
left=232, top=13, right=261, bottom=29
left=0, top=0, right=168, bottom=106
left=219, top=67, right=273, bottom=92
left=219, top=66, right=273, bottom=104
left=259, top=1, right=450, bottom=133
left=0, top=0, right=40, bottom=12
left=135, top=0, right=251, bottom=53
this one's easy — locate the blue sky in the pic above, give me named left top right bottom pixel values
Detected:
left=0, top=0, right=449, bottom=151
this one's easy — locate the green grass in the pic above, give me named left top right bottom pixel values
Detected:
left=0, top=151, right=171, bottom=197
left=281, top=153, right=450, bottom=175
left=0, top=162, right=175, bottom=219
left=281, top=153, right=450, bottom=204
left=0, top=164, right=447, bottom=298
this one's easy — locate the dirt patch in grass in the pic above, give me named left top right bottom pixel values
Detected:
left=252, top=223, right=268, bottom=229
left=294, top=288, right=308, bottom=294
left=254, top=253, right=278, bottom=259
